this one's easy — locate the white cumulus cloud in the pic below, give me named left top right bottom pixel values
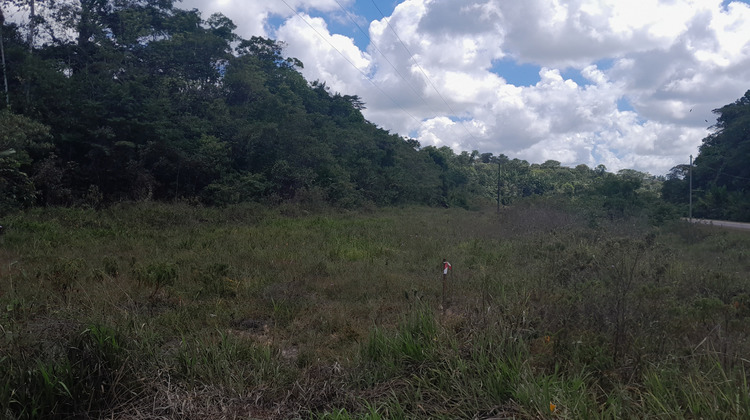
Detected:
left=180, top=0, right=750, bottom=175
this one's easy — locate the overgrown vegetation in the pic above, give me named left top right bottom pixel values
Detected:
left=2, top=0, right=750, bottom=417
left=2, top=0, right=749, bottom=223
left=0, top=0, right=671, bottom=215
left=663, top=90, right=750, bottom=221
left=1, top=201, right=749, bottom=418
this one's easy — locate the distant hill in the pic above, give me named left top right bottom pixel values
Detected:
left=1, top=1, right=668, bottom=217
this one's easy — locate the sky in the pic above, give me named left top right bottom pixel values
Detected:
left=159, top=1, right=750, bottom=174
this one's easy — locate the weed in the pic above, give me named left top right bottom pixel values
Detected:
left=0, top=323, right=135, bottom=419
left=102, top=256, right=119, bottom=278
left=132, top=261, right=178, bottom=297
left=45, top=257, right=86, bottom=292
left=2, top=201, right=750, bottom=418
left=173, top=329, right=287, bottom=392
left=194, top=263, right=235, bottom=297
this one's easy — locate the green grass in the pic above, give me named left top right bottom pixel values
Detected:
left=1, top=200, right=750, bottom=418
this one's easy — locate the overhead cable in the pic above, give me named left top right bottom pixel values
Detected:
left=369, top=0, right=480, bottom=142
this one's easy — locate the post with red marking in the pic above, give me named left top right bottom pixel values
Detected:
left=442, top=258, right=452, bottom=309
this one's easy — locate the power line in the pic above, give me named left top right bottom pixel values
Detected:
left=332, top=0, right=428, bottom=109
left=718, top=171, right=750, bottom=181
left=369, top=0, right=480, bottom=143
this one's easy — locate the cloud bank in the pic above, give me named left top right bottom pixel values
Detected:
left=180, top=0, right=750, bottom=175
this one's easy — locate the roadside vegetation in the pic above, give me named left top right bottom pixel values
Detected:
left=3, top=1, right=750, bottom=418
left=0, top=0, right=677, bottom=217
left=2, top=199, right=749, bottom=419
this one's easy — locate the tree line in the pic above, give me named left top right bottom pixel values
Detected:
left=662, top=90, right=750, bottom=221
left=1, top=0, right=735, bottom=221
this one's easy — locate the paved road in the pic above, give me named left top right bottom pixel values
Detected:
left=686, top=218, right=750, bottom=231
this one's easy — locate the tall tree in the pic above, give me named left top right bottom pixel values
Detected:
left=0, top=6, right=9, bottom=108
left=0, top=110, right=50, bottom=213
left=694, top=90, right=750, bottom=191
left=664, top=90, right=750, bottom=220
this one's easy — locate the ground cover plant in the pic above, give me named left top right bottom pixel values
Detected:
left=1, top=200, right=749, bottom=419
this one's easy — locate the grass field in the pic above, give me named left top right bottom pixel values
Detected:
left=1, top=200, right=750, bottom=419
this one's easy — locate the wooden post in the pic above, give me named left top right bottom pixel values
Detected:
left=441, top=259, right=451, bottom=310
left=442, top=271, right=446, bottom=309
left=497, top=158, right=501, bottom=214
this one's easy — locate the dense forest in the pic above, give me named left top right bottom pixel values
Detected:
left=662, top=90, right=750, bottom=221
left=0, top=0, right=747, bottom=220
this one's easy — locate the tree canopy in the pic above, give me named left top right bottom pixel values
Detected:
left=663, top=90, right=750, bottom=221
left=0, top=0, right=671, bottom=218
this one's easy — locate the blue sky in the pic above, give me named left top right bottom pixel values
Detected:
left=324, top=0, right=400, bottom=47
left=181, top=0, right=750, bottom=175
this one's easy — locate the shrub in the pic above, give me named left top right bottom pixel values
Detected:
left=132, top=261, right=178, bottom=297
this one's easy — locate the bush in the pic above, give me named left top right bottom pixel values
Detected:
left=132, top=261, right=178, bottom=297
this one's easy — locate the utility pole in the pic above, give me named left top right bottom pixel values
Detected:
left=496, top=158, right=501, bottom=214
left=0, top=7, right=8, bottom=108
left=28, top=0, right=34, bottom=51
left=24, top=0, right=35, bottom=107
left=689, top=155, right=693, bottom=221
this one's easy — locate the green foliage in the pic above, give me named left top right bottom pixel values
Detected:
left=174, top=330, right=287, bottom=390
left=0, top=0, right=675, bottom=212
left=0, top=324, right=134, bottom=419
left=3, top=203, right=750, bottom=417
left=0, top=111, right=51, bottom=215
left=361, top=305, right=438, bottom=379
left=45, top=257, right=86, bottom=292
left=664, top=90, right=750, bottom=221
left=200, top=172, right=267, bottom=206
left=194, top=262, right=235, bottom=297
left=101, top=256, right=119, bottom=278
left=643, top=360, right=750, bottom=419
left=132, top=261, right=178, bottom=297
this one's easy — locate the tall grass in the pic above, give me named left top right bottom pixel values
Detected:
left=1, top=201, right=750, bottom=418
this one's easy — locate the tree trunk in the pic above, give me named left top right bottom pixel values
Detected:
left=28, top=0, right=34, bottom=51
left=25, top=0, right=34, bottom=105
left=0, top=7, right=9, bottom=108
